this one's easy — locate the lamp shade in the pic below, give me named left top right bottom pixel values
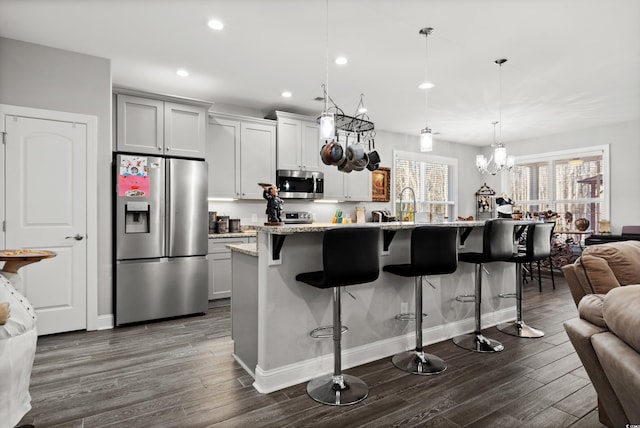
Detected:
left=420, top=128, right=433, bottom=152
left=494, top=146, right=507, bottom=167
left=476, top=154, right=489, bottom=171
left=319, top=112, right=335, bottom=140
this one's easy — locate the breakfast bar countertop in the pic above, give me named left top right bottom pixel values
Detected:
left=252, top=221, right=485, bottom=234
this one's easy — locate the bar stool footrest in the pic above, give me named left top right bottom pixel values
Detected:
left=453, top=332, right=504, bottom=353
left=455, top=294, right=476, bottom=303
left=306, top=373, right=368, bottom=406
left=310, top=325, right=348, bottom=339
left=394, top=312, right=428, bottom=321
left=497, top=320, right=544, bottom=338
left=498, top=292, right=516, bottom=299
left=392, top=350, right=447, bottom=375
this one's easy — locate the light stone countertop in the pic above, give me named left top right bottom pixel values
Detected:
left=208, top=230, right=257, bottom=239
left=226, top=243, right=258, bottom=257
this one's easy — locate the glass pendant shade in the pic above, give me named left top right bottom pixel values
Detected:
left=494, top=145, right=507, bottom=167
left=476, top=154, right=489, bottom=171
left=420, top=127, right=433, bottom=152
left=319, top=112, right=335, bottom=140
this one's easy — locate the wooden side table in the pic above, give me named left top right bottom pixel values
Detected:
left=0, top=249, right=56, bottom=273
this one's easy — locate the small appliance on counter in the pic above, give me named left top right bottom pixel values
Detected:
left=371, top=210, right=397, bottom=222
left=229, top=218, right=241, bottom=233
left=216, top=215, right=229, bottom=233
left=282, top=211, right=314, bottom=224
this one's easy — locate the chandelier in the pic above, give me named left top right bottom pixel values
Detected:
left=476, top=58, right=515, bottom=175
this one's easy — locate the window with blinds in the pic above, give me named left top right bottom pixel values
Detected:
left=393, top=151, right=457, bottom=221
left=510, top=150, right=606, bottom=231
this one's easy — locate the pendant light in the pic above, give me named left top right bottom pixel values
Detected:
left=476, top=58, right=515, bottom=174
left=419, top=27, right=434, bottom=152
left=319, top=0, right=335, bottom=141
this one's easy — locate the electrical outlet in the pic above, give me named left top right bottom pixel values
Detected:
left=400, top=302, right=408, bottom=314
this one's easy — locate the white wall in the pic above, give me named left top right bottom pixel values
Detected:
left=0, top=37, right=113, bottom=316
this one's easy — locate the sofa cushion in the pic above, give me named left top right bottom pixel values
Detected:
left=578, top=294, right=607, bottom=328
left=574, top=240, right=640, bottom=294
left=603, top=284, right=640, bottom=353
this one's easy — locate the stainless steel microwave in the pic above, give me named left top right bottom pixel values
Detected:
left=276, top=170, right=324, bottom=199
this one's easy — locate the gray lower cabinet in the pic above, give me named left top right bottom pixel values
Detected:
left=208, top=236, right=256, bottom=300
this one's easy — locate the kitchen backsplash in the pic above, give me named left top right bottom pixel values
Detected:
left=208, top=199, right=392, bottom=226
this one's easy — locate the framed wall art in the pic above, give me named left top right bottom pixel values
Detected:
left=372, top=167, right=390, bottom=202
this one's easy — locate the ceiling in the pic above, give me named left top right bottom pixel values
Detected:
left=1, top=0, right=639, bottom=146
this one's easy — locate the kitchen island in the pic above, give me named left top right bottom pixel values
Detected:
left=229, top=221, right=518, bottom=393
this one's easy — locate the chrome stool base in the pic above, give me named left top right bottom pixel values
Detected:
left=453, top=332, right=504, bottom=353
left=497, top=320, right=544, bottom=338
left=307, top=374, right=368, bottom=406
left=392, top=349, right=447, bottom=375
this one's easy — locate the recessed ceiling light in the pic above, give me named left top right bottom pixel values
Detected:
left=335, top=56, right=348, bottom=65
left=176, top=69, right=189, bottom=77
left=207, top=19, right=224, bottom=30
left=281, top=91, right=292, bottom=98
left=418, top=81, right=435, bottom=89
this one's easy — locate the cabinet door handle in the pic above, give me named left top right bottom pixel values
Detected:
left=65, top=234, right=84, bottom=241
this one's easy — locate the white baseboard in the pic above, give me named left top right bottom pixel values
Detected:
left=232, top=350, right=256, bottom=378
left=96, top=314, right=114, bottom=330
left=253, top=307, right=516, bottom=394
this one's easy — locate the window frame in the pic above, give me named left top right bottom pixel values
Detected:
left=392, top=150, right=459, bottom=220
left=501, top=144, right=610, bottom=222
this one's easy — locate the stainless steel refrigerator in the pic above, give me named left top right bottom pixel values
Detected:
left=114, top=154, right=208, bottom=325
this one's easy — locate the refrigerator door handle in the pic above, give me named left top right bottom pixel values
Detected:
left=166, top=159, right=172, bottom=254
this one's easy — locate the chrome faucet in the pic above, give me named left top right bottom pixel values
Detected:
left=399, top=186, right=417, bottom=223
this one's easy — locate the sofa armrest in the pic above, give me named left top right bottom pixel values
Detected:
left=563, top=318, right=628, bottom=427
left=592, top=333, right=640, bottom=424
left=562, top=264, right=587, bottom=308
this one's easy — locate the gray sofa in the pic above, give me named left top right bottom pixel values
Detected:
left=562, top=241, right=640, bottom=427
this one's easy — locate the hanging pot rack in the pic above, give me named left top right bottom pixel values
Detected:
left=318, top=92, right=380, bottom=173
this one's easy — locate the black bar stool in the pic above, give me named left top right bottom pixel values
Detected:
left=523, top=222, right=556, bottom=292
left=453, top=219, right=515, bottom=353
left=498, top=222, right=554, bottom=338
left=383, top=226, right=458, bottom=375
left=296, top=227, right=380, bottom=406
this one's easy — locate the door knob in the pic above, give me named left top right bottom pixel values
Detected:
left=65, top=234, right=84, bottom=241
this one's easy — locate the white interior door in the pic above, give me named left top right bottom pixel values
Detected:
left=4, top=115, right=87, bottom=335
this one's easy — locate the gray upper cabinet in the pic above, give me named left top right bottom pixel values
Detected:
left=164, top=102, right=207, bottom=158
left=275, top=111, right=321, bottom=171
left=207, top=116, right=240, bottom=198
left=116, top=93, right=207, bottom=159
left=206, top=113, right=276, bottom=199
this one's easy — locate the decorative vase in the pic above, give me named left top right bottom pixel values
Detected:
left=575, top=218, right=590, bottom=231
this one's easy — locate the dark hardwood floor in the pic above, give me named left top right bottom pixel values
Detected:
left=19, top=273, right=606, bottom=428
